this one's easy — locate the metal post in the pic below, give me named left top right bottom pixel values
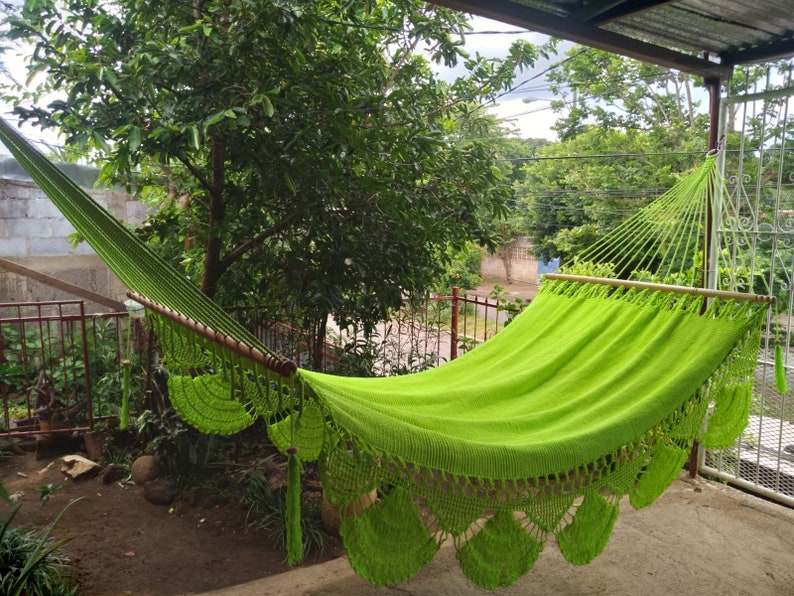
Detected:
left=690, top=74, right=724, bottom=478
left=450, top=287, right=459, bottom=361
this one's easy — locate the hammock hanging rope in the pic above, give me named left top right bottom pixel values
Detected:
left=0, top=117, right=777, bottom=589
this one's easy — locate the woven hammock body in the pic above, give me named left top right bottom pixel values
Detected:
left=0, top=118, right=772, bottom=589
left=299, top=284, right=756, bottom=480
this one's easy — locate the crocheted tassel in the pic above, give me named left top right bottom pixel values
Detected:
left=340, top=486, right=439, bottom=585
left=700, top=384, right=752, bottom=450
left=776, top=344, right=788, bottom=394
left=629, top=443, right=689, bottom=509
left=457, top=509, right=542, bottom=589
left=268, top=405, right=326, bottom=462
left=556, top=491, right=618, bottom=565
left=286, top=450, right=303, bottom=566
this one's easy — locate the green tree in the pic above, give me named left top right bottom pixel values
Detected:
left=2, top=0, right=552, bottom=359
left=516, top=127, right=703, bottom=263
left=547, top=47, right=708, bottom=141
left=515, top=47, right=718, bottom=264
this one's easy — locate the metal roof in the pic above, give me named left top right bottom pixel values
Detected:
left=430, top=0, right=794, bottom=80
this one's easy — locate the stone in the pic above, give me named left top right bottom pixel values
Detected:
left=143, top=478, right=178, bottom=506
left=61, top=454, right=101, bottom=479
left=102, top=463, right=129, bottom=484
left=130, top=455, right=161, bottom=484
left=320, top=488, right=378, bottom=535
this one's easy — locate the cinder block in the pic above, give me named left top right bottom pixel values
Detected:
left=50, top=219, right=78, bottom=237
left=28, top=199, right=63, bottom=219
left=0, top=238, right=28, bottom=257
left=0, top=199, right=28, bottom=218
left=9, top=218, right=50, bottom=238
left=29, top=237, right=74, bottom=256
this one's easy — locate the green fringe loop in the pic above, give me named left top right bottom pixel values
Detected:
left=456, top=510, right=542, bottom=589
left=776, top=344, right=788, bottom=394
left=286, top=452, right=303, bottom=566
left=701, top=384, right=753, bottom=450
left=556, top=491, right=619, bottom=565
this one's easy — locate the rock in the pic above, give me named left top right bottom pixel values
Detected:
left=143, top=478, right=179, bottom=506
left=321, top=488, right=378, bottom=535
left=131, top=455, right=161, bottom=484
left=61, top=454, right=101, bottom=479
left=102, top=463, right=129, bottom=484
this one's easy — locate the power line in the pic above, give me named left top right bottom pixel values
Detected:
left=496, top=150, right=721, bottom=162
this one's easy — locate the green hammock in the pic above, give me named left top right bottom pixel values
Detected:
left=0, top=117, right=776, bottom=589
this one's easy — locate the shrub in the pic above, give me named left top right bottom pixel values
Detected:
left=0, top=497, right=82, bottom=596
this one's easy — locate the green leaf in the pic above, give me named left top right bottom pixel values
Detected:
left=189, top=125, right=200, bottom=150
left=92, top=131, right=111, bottom=152
left=260, top=95, right=275, bottom=118
left=205, top=110, right=226, bottom=128
left=128, top=126, right=142, bottom=151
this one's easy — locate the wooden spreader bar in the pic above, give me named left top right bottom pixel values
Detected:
left=544, top=273, right=777, bottom=304
left=127, top=291, right=298, bottom=377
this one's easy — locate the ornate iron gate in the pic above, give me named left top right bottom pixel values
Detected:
left=701, top=69, right=794, bottom=505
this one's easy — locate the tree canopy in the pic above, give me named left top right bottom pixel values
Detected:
left=1, top=0, right=553, bottom=345
left=513, top=46, right=714, bottom=263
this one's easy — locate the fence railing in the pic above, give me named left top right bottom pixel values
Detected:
left=0, top=301, right=145, bottom=439
left=252, top=288, right=524, bottom=375
left=0, top=289, right=525, bottom=439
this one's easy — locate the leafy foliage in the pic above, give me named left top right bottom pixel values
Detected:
left=2, top=0, right=552, bottom=347
left=546, top=47, right=708, bottom=140
left=0, top=498, right=81, bottom=596
left=515, top=127, right=704, bottom=263
left=237, top=464, right=327, bottom=558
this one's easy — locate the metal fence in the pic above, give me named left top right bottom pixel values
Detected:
left=0, top=290, right=521, bottom=440
left=702, top=72, right=794, bottom=506
left=253, top=288, right=520, bottom=376
left=0, top=301, right=141, bottom=439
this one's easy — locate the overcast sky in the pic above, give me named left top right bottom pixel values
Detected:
left=444, top=16, right=565, bottom=140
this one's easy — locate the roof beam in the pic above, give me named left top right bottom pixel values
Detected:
left=430, top=0, right=732, bottom=80
left=574, top=0, right=677, bottom=26
left=720, top=38, right=794, bottom=66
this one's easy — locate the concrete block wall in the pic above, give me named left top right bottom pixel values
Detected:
left=0, top=177, right=146, bottom=311
left=480, top=236, right=540, bottom=286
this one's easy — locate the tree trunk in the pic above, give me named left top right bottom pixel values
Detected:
left=311, top=315, right=329, bottom=371
left=201, top=136, right=227, bottom=297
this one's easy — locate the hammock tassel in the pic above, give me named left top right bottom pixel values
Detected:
left=775, top=344, right=788, bottom=394
left=286, top=446, right=303, bottom=565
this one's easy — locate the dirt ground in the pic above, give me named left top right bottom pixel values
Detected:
left=213, top=474, right=794, bottom=596
left=0, top=440, right=342, bottom=596
left=4, top=437, right=794, bottom=596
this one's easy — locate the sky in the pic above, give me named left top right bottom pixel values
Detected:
left=0, top=14, right=564, bottom=157
left=447, top=16, right=565, bottom=140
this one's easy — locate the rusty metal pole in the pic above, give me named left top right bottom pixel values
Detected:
left=450, top=287, right=459, bottom=361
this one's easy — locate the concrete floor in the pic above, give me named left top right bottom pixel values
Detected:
left=196, top=473, right=794, bottom=596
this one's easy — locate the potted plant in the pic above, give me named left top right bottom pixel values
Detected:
left=30, top=371, right=84, bottom=437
